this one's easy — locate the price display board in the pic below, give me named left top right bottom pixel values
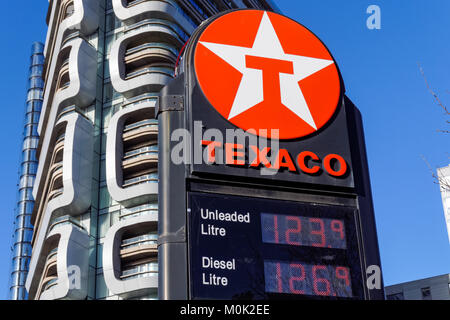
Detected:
left=188, top=192, right=364, bottom=300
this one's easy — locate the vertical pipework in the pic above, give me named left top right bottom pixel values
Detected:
left=9, top=42, right=44, bottom=300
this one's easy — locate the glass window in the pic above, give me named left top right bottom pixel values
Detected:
left=96, top=244, right=103, bottom=268
left=98, top=213, right=110, bottom=238
left=99, top=187, right=111, bottom=209
left=95, top=273, right=109, bottom=299
left=103, top=82, right=113, bottom=103
left=99, top=159, right=106, bottom=182
left=31, top=53, right=44, bottom=66
left=105, top=34, right=115, bottom=55
left=103, top=57, right=110, bottom=79
left=105, top=12, right=121, bottom=32
left=30, top=65, right=43, bottom=77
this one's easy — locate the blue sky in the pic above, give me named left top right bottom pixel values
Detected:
left=0, top=0, right=449, bottom=298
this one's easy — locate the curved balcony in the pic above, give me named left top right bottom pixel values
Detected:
left=125, top=18, right=189, bottom=42
left=47, top=187, right=63, bottom=202
left=52, top=133, right=65, bottom=162
left=123, top=119, right=158, bottom=149
left=122, top=93, right=159, bottom=109
left=46, top=247, right=58, bottom=263
left=124, top=119, right=158, bottom=133
left=123, top=145, right=158, bottom=161
left=47, top=215, right=84, bottom=235
left=56, top=63, right=70, bottom=92
left=121, top=233, right=158, bottom=249
left=120, top=232, right=158, bottom=261
left=110, top=17, right=185, bottom=97
left=122, top=144, right=158, bottom=179
left=113, top=0, right=197, bottom=31
left=27, top=114, right=94, bottom=300
left=61, top=30, right=86, bottom=47
left=57, top=105, right=76, bottom=120
left=126, top=64, right=174, bottom=80
left=103, top=213, right=158, bottom=298
left=120, top=202, right=158, bottom=220
left=38, top=276, right=58, bottom=300
left=123, top=172, right=158, bottom=188
left=106, top=103, right=158, bottom=207
left=49, top=161, right=63, bottom=177
left=121, top=261, right=158, bottom=280
left=124, top=42, right=178, bottom=77
left=126, top=42, right=178, bottom=59
left=43, top=278, right=58, bottom=291
left=37, top=246, right=59, bottom=299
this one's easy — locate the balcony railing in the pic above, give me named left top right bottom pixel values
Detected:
left=123, top=172, right=158, bottom=188
left=59, top=81, right=70, bottom=91
left=126, top=0, right=150, bottom=7
left=124, top=119, right=158, bottom=133
left=48, top=187, right=64, bottom=201
left=122, top=93, right=158, bottom=109
left=47, top=215, right=84, bottom=234
left=121, top=233, right=157, bottom=250
left=62, top=30, right=84, bottom=46
left=120, top=202, right=158, bottom=220
left=55, top=133, right=65, bottom=145
left=49, top=161, right=63, bottom=175
left=42, top=278, right=58, bottom=292
left=125, top=42, right=179, bottom=58
left=124, top=18, right=189, bottom=42
left=123, top=145, right=158, bottom=161
left=124, top=0, right=196, bottom=29
left=60, top=57, right=70, bottom=70
left=126, top=66, right=174, bottom=80
left=46, top=247, right=58, bottom=263
left=121, top=262, right=158, bottom=280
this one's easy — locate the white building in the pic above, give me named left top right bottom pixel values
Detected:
left=437, top=165, right=450, bottom=244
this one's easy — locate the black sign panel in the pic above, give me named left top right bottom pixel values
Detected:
left=188, top=192, right=364, bottom=300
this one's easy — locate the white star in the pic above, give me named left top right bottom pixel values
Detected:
left=199, top=12, right=335, bottom=130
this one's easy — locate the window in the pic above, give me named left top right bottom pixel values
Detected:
left=386, top=292, right=404, bottom=300
left=421, top=287, right=432, bottom=300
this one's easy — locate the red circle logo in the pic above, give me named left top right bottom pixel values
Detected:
left=194, top=10, right=341, bottom=139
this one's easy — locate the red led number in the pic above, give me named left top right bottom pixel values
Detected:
left=309, top=218, right=325, bottom=247
left=289, top=263, right=306, bottom=294
left=312, top=265, right=331, bottom=296
left=285, top=216, right=301, bottom=245
left=331, top=220, right=345, bottom=239
left=336, top=267, right=351, bottom=286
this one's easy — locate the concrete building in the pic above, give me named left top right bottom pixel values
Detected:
left=385, top=274, right=450, bottom=300
left=8, top=42, right=45, bottom=300
left=437, top=165, right=450, bottom=243
left=24, top=0, right=279, bottom=300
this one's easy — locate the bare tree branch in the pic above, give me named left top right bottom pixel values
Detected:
left=419, top=63, right=450, bottom=116
left=421, top=154, right=450, bottom=191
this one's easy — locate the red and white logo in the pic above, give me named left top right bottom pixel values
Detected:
left=194, top=10, right=341, bottom=139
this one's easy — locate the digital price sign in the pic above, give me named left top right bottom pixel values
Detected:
left=261, top=214, right=347, bottom=249
left=264, top=261, right=352, bottom=297
left=188, top=192, right=364, bottom=300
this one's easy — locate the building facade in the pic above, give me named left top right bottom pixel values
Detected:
left=437, top=165, right=450, bottom=243
left=24, top=0, right=279, bottom=300
left=385, top=274, right=450, bottom=300
left=9, top=42, right=45, bottom=300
